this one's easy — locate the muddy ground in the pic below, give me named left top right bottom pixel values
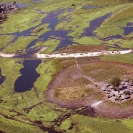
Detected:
left=46, top=59, right=133, bottom=118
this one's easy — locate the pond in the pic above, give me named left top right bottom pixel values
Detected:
left=14, top=60, right=41, bottom=92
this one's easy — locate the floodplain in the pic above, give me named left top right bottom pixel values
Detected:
left=1, top=0, right=133, bottom=133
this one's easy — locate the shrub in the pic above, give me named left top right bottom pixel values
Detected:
left=110, top=77, right=121, bottom=89
left=124, top=91, right=130, bottom=95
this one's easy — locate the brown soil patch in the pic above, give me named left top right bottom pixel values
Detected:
left=54, top=45, right=107, bottom=53
left=46, top=59, right=133, bottom=118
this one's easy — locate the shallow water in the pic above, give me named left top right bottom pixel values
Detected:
left=14, top=60, right=41, bottom=92
left=82, top=5, right=97, bottom=9
left=123, top=27, right=133, bottom=35
left=26, top=9, right=76, bottom=51
left=78, top=107, right=96, bottom=117
left=17, top=3, right=29, bottom=8
left=82, top=13, right=111, bottom=37
left=126, top=22, right=133, bottom=27
left=34, top=0, right=41, bottom=3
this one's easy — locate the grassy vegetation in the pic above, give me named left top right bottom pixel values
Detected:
left=0, top=115, right=44, bottom=133
left=3, top=36, right=38, bottom=53
left=0, top=36, right=14, bottom=48
left=36, top=39, right=60, bottom=54
left=81, top=61, right=128, bottom=82
left=1, top=0, right=133, bottom=132
left=95, top=4, right=133, bottom=38
left=73, top=37, right=102, bottom=45
left=31, top=23, right=50, bottom=36
left=54, top=85, right=89, bottom=101
left=54, top=85, right=104, bottom=101
left=68, top=114, right=133, bottom=133
left=0, top=58, right=23, bottom=93
left=0, top=58, right=71, bottom=132
left=56, top=45, right=107, bottom=53
left=34, top=59, right=57, bottom=95
left=101, top=53, right=133, bottom=64
left=0, top=7, right=44, bottom=34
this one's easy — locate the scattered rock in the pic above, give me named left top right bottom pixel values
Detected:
left=0, top=2, right=19, bottom=14
left=123, top=79, right=129, bottom=82
left=101, top=79, right=133, bottom=102
left=101, top=87, right=107, bottom=91
left=124, top=95, right=130, bottom=99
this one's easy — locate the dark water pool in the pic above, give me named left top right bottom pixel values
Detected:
left=14, top=60, right=41, bottom=92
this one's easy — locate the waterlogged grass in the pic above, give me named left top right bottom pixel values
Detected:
left=27, top=104, right=59, bottom=122
left=34, top=0, right=86, bottom=12
left=1, top=0, right=133, bottom=132
left=0, top=58, right=23, bottom=92
left=31, top=23, right=50, bottom=36
left=0, top=116, right=44, bottom=133
left=96, top=4, right=133, bottom=38
left=74, top=37, right=102, bottom=45
left=35, top=39, right=60, bottom=53
left=0, top=58, right=70, bottom=132
left=1, top=7, right=43, bottom=34
left=34, top=59, right=57, bottom=95
left=104, top=5, right=133, bottom=26
left=101, top=53, right=133, bottom=64
left=55, top=2, right=126, bottom=40
left=60, top=118, right=71, bottom=130
left=120, top=39, right=133, bottom=48
left=95, top=26, right=123, bottom=38
left=3, top=36, right=38, bottom=53
left=2, top=0, right=32, bottom=4
left=0, top=36, right=14, bottom=48
left=105, top=38, right=133, bottom=49
left=69, top=114, right=133, bottom=133
left=81, top=62, right=127, bottom=82
left=91, top=0, right=130, bottom=6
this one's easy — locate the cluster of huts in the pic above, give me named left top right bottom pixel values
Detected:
left=0, top=2, right=19, bottom=14
left=101, top=79, right=133, bottom=101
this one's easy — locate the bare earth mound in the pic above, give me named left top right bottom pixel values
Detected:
left=46, top=59, right=133, bottom=118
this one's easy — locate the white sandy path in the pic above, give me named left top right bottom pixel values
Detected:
left=37, top=49, right=132, bottom=59
left=0, top=52, right=15, bottom=58
left=0, top=49, right=132, bottom=58
left=91, top=101, right=104, bottom=108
